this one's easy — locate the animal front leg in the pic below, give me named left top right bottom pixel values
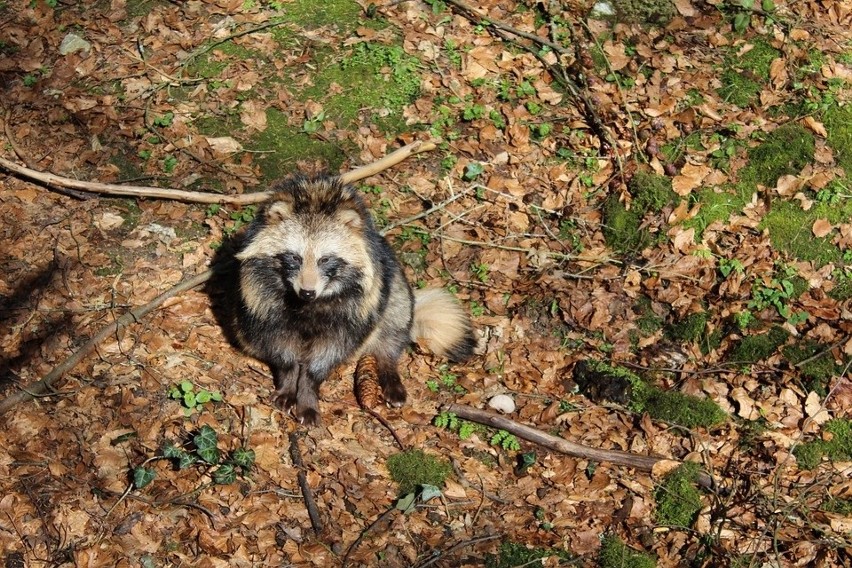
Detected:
left=270, top=362, right=299, bottom=411
left=291, top=366, right=324, bottom=427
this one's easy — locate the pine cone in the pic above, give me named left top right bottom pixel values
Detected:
left=355, top=354, right=381, bottom=409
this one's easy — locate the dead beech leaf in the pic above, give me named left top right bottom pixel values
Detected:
left=769, top=57, right=788, bottom=89
left=671, top=227, right=695, bottom=253
left=803, top=116, right=828, bottom=138
left=204, top=136, right=243, bottom=155
left=828, top=514, right=852, bottom=534
left=793, top=192, right=814, bottom=211
left=774, top=174, right=802, bottom=196
left=672, top=163, right=711, bottom=196
left=812, top=218, right=834, bottom=238
left=240, top=100, right=267, bottom=132
left=651, top=459, right=682, bottom=480
left=672, top=0, right=697, bottom=17
left=804, top=391, right=831, bottom=425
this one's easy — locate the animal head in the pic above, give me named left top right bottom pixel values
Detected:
left=236, top=176, right=376, bottom=309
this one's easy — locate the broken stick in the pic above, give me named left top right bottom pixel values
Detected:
left=443, top=403, right=716, bottom=490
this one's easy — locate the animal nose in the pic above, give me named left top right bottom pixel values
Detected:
left=299, top=289, right=316, bottom=301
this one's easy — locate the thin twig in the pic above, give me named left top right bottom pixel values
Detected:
left=412, top=534, right=501, bottom=568
left=363, top=407, right=406, bottom=451
left=288, top=431, right=324, bottom=535
left=342, top=506, right=398, bottom=568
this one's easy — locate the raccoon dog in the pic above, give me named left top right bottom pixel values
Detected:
left=232, top=175, right=476, bottom=426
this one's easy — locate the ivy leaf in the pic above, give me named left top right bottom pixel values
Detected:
left=231, top=447, right=256, bottom=469
left=395, top=492, right=416, bottom=513
left=133, top=467, right=156, bottom=489
left=212, top=463, right=236, bottom=485
left=194, top=426, right=220, bottom=464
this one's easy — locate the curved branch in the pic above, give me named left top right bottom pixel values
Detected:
left=0, top=140, right=437, bottom=205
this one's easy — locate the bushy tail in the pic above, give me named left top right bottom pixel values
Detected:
left=411, top=288, right=476, bottom=362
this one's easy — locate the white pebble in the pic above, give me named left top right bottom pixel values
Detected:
left=488, top=394, right=516, bottom=414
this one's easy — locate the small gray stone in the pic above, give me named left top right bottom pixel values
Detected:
left=59, top=33, right=91, bottom=56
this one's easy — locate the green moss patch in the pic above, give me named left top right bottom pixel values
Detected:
left=718, top=39, right=781, bottom=108
left=576, top=361, right=726, bottom=429
left=386, top=449, right=451, bottom=496
left=654, top=462, right=703, bottom=528
left=728, top=326, right=788, bottom=364
left=603, top=171, right=676, bottom=255
left=743, top=123, right=815, bottom=187
left=599, top=535, right=656, bottom=568
left=612, top=0, right=675, bottom=25
left=793, top=418, right=852, bottom=470
left=822, top=103, right=852, bottom=174
left=782, top=340, right=838, bottom=393
left=630, top=170, right=678, bottom=212
left=299, top=42, right=421, bottom=134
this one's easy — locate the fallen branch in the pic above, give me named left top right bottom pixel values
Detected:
left=443, top=403, right=717, bottom=490
left=288, top=431, right=324, bottom=535
left=0, top=270, right=211, bottom=416
left=0, top=140, right=436, bottom=205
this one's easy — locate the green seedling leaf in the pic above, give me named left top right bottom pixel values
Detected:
left=183, top=392, right=197, bottom=408
left=133, top=467, right=156, bottom=489
left=195, top=390, right=212, bottom=404
left=180, top=380, right=194, bottom=393
left=462, top=162, right=484, bottom=181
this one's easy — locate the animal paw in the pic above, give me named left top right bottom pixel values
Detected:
left=272, top=390, right=297, bottom=410
left=292, top=405, right=321, bottom=427
left=381, top=381, right=407, bottom=408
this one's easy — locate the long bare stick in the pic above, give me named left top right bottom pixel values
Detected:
left=0, top=140, right=436, bottom=205
left=444, top=403, right=717, bottom=490
left=288, top=432, right=324, bottom=534
left=0, top=270, right=212, bottom=416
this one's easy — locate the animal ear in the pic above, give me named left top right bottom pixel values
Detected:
left=266, top=193, right=295, bottom=223
left=336, top=197, right=364, bottom=230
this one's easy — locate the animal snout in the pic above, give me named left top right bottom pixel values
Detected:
left=299, top=289, right=317, bottom=301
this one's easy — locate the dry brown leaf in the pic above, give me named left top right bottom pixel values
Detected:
left=651, top=459, right=683, bottom=480
left=672, top=163, right=712, bottom=196
left=803, top=116, right=828, bottom=138
left=812, top=218, right=834, bottom=238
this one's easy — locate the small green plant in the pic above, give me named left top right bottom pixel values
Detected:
left=133, top=425, right=255, bottom=489
left=224, top=205, right=257, bottom=236
left=168, top=380, right=223, bottom=416
left=386, top=449, right=452, bottom=496
left=23, top=73, right=39, bottom=87
left=153, top=112, right=175, bottom=128
left=470, top=261, right=489, bottom=282
left=301, top=111, right=325, bottom=134
left=529, top=122, right=552, bottom=139
left=489, top=109, right=506, bottom=129
left=654, top=462, right=703, bottom=528
left=461, top=103, right=485, bottom=121
left=462, top=161, right=485, bottom=181
left=485, top=541, right=572, bottom=568
left=747, top=266, right=809, bottom=325
left=490, top=430, right=521, bottom=451
left=162, top=155, right=178, bottom=174
left=719, top=257, right=744, bottom=277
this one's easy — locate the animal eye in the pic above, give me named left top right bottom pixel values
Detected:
left=318, top=256, right=330, bottom=265
left=279, top=252, right=302, bottom=266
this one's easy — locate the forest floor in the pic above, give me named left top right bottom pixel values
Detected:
left=1, top=0, right=852, bottom=566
